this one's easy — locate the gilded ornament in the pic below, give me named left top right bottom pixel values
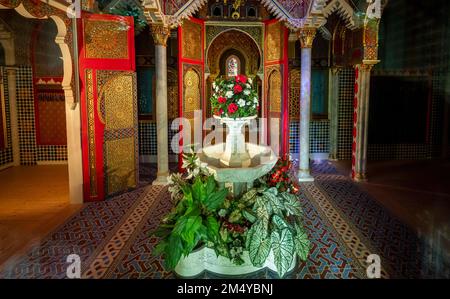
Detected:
left=150, top=24, right=170, bottom=47
left=298, top=27, right=317, bottom=48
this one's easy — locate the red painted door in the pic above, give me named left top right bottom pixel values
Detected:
left=78, top=14, right=138, bottom=201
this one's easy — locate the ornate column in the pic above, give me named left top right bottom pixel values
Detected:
left=352, top=63, right=376, bottom=181
left=297, top=27, right=316, bottom=182
left=5, top=67, right=20, bottom=166
left=150, top=24, right=171, bottom=185
left=328, top=67, right=341, bottom=160
left=351, top=17, right=381, bottom=181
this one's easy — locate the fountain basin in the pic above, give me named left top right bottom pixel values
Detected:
left=199, top=142, right=277, bottom=184
left=175, top=246, right=296, bottom=278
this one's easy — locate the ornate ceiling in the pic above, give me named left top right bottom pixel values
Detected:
left=140, top=0, right=384, bottom=30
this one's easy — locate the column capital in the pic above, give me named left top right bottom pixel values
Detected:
left=150, top=23, right=170, bottom=47
left=297, top=27, right=317, bottom=48
left=330, top=66, right=343, bottom=75
left=4, top=66, right=18, bottom=75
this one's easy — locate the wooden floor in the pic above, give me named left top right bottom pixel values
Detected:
left=0, top=165, right=81, bottom=266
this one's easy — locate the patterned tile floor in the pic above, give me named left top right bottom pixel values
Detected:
left=0, top=161, right=447, bottom=279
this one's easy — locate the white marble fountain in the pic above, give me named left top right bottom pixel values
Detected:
left=174, top=115, right=296, bottom=277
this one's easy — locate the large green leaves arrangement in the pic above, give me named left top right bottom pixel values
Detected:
left=152, top=150, right=310, bottom=278
left=243, top=187, right=311, bottom=278
left=152, top=173, right=228, bottom=270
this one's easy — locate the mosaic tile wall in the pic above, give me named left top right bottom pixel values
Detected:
left=15, top=66, right=67, bottom=165
left=337, top=68, right=355, bottom=160
left=0, top=68, right=13, bottom=167
left=336, top=68, right=446, bottom=160
left=367, top=71, right=445, bottom=160
left=289, top=120, right=330, bottom=154
left=138, top=121, right=178, bottom=156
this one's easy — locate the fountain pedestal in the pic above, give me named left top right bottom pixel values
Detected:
left=214, top=115, right=254, bottom=168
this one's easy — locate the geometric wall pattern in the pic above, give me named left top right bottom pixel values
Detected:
left=337, top=68, right=355, bottom=160
left=289, top=120, right=330, bottom=154
left=15, top=66, right=67, bottom=165
left=138, top=122, right=178, bottom=156
left=0, top=68, right=13, bottom=167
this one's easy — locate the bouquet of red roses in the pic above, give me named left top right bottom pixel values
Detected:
left=210, top=74, right=259, bottom=118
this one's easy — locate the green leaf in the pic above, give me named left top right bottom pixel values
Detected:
left=255, top=205, right=269, bottom=223
left=248, top=232, right=271, bottom=267
left=205, top=176, right=216, bottom=197
left=241, top=189, right=258, bottom=206
left=242, top=209, right=257, bottom=223
left=271, top=228, right=295, bottom=278
left=204, top=188, right=228, bottom=211
left=272, top=214, right=289, bottom=230
left=228, top=209, right=242, bottom=223
left=179, top=215, right=202, bottom=245
left=264, top=188, right=284, bottom=216
left=165, top=234, right=183, bottom=269
left=192, top=177, right=205, bottom=202
left=280, top=192, right=303, bottom=216
left=206, top=216, right=220, bottom=241
left=294, top=224, right=310, bottom=261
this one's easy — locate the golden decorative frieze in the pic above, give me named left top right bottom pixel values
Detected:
left=150, top=24, right=170, bottom=47
left=86, top=69, right=97, bottom=197
left=298, top=27, right=317, bottom=48
left=269, top=69, right=282, bottom=113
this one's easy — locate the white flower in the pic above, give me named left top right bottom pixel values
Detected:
left=215, top=86, right=219, bottom=92
left=238, top=99, right=246, bottom=107
left=225, top=91, right=234, bottom=98
left=246, top=83, right=251, bottom=89
left=244, top=89, right=250, bottom=95
left=248, top=78, right=253, bottom=84
left=228, top=84, right=234, bottom=89
left=253, top=97, right=258, bottom=103
left=212, top=82, right=216, bottom=89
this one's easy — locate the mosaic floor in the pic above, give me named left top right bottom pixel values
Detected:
left=0, top=161, right=446, bottom=279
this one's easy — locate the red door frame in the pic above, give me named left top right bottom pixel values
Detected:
left=263, top=19, right=289, bottom=156
left=78, top=13, right=135, bottom=202
left=178, top=17, right=205, bottom=171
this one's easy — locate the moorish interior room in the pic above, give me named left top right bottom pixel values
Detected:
left=0, top=0, right=449, bottom=279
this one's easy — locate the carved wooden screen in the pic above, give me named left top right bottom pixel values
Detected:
left=289, top=69, right=301, bottom=120
left=264, top=20, right=289, bottom=155
left=78, top=14, right=137, bottom=202
left=178, top=17, right=205, bottom=166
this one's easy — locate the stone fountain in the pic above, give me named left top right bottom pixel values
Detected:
left=174, top=115, right=296, bottom=277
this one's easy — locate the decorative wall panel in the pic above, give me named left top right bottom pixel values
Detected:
left=289, top=69, right=300, bottom=120
left=265, top=21, right=283, bottom=62
left=35, top=88, right=66, bottom=145
left=182, top=20, right=202, bottom=61
left=0, top=68, right=13, bottom=167
left=97, top=71, right=138, bottom=197
left=84, top=19, right=129, bottom=59
left=105, top=137, right=136, bottom=195
left=183, top=68, right=201, bottom=119
left=269, top=70, right=281, bottom=113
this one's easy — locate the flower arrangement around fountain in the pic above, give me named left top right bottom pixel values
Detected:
left=151, top=150, right=310, bottom=278
left=210, top=75, right=259, bottom=118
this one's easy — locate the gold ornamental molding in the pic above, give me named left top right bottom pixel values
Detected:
left=298, top=27, right=317, bottom=49
left=150, top=23, right=171, bottom=47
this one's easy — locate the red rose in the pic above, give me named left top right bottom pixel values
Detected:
left=227, top=103, right=238, bottom=114
left=233, top=84, right=243, bottom=94
left=236, top=75, right=247, bottom=83
left=218, top=96, right=227, bottom=104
